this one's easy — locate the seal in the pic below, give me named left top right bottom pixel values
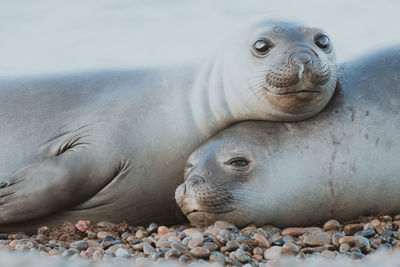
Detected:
left=0, top=19, right=337, bottom=232
left=176, top=46, right=400, bottom=227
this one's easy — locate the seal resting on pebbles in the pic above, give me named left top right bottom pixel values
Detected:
left=0, top=19, right=337, bottom=232
left=176, top=46, right=400, bottom=227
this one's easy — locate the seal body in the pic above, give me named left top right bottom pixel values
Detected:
left=176, top=46, right=400, bottom=227
left=0, top=19, right=337, bottom=232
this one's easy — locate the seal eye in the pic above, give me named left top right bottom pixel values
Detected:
left=252, top=39, right=272, bottom=56
left=185, top=163, right=193, bottom=170
left=314, top=34, right=330, bottom=49
left=226, top=157, right=250, bottom=168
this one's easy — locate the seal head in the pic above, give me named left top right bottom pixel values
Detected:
left=200, top=19, right=337, bottom=122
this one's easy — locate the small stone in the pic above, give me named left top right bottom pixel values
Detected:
left=225, top=240, right=240, bottom=251
left=165, top=248, right=180, bottom=259
left=282, top=227, right=306, bottom=237
left=379, top=243, right=392, bottom=251
left=62, top=249, right=75, bottom=257
left=264, top=246, right=282, bottom=260
left=253, top=233, right=270, bottom=248
left=97, top=231, right=114, bottom=240
left=281, top=242, right=300, bottom=255
left=304, top=227, right=323, bottom=233
left=354, top=236, right=370, bottom=252
left=332, top=232, right=344, bottom=247
left=370, top=219, right=381, bottom=228
left=190, top=247, right=210, bottom=258
left=147, top=223, right=158, bottom=234
left=132, top=242, right=145, bottom=251
left=135, top=230, right=146, bottom=239
left=86, top=240, right=100, bottom=247
left=381, top=215, right=392, bottom=221
left=70, top=240, right=88, bottom=251
left=0, top=233, right=7, bottom=240
left=115, top=248, right=130, bottom=257
left=370, top=236, right=383, bottom=249
left=339, top=243, right=350, bottom=253
left=188, top=237, right=203, bottom=249
left=338, top=236, right=356, bottom=246
left=87, top=230, right=97, bottom=239
left=203, top=242, right=218, bottom=251
left=252, top=254, right=263, bottom=262
left=97, top=221, right=115, bottom=228
left=272, top=239, right=285, bottom=246
left=158, top=226, right=169, bottom=236
left=363, top=223, right=375, bottom=231
left=75, top=220, right=91, bottom=232
left=355, top=229, right=375, bottom=238
left=37, top=226, right=50, bottom=236
left=343, top=224, right=364, bottom=235
left=232, top=248, right=251, bottom=263
left=303, top=232, right=331, bottom=246
left=171, top=242, right=189, bottom=254
left=143, top=243, right=155, bottom=255
left=183, top=228, right=200, bottom=236
left=156, top=241, right=172, bottom=248
left=209, top=251, right=226, bottom=264
left=323, top=220, right=340, bottom=231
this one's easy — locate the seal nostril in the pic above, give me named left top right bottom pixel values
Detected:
left=186, top=175, right=205, bottom=190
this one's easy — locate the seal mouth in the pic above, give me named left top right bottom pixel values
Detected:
left=263, top=87, right=322, bottom=96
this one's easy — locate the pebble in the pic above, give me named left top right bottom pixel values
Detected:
left=0, top=215, right=398, bottom=264
left=264, top=246, right=282, bottom=260
left=253, top=233, right=270, bottom=248
left=282, top=227, right=306, bottom=237
left=70, top=241, right=88, bottom=251
left=190, top=247, right=210, bottom=258
left=303, top=232, right=331, bottom=246
left=344, top=224, right=364, bottom=235
left=115, top=248, right=130, bottom=257
left=323, top=220, right=340, bottom=231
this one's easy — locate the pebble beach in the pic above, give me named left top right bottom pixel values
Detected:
left=2, top=215, right=400, bottom=266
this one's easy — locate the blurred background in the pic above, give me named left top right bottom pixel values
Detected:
left=1, top=0, right=399, bottom=77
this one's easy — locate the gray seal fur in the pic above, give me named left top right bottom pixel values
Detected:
left=0, top=19, right=336, bottom=232
left=176, top=46, right=400, bottom=227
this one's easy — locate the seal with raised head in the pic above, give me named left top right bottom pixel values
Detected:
left=176, top=46, right=400, bottom=227
left=0, top=19, right=336, bottom=232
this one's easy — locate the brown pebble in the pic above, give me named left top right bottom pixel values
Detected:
left=190, top=247, right=210, bottom=258
left=339, top=236, right=356, bottom=246
left=183, top=228, right=199, bottom=237
left=303, top=232, right=331, bottom=246
left=281, top=242, right=300, bottom=254
left=304, top=227, right=323, bottom=233
left=253, top=233, right=271, bottom=248
left=96, top=231, right=113, bottom=240
left=264, top=246, right=282, bottom=260
left=75, top=220, right=91, bottom=232
left=343, top=224, right=363, bottom=235
left=363, top=223, right=375, bottom=231
left=157, top=226, right=169, bottom=236
left=136, top=230, right=146, bottom=239
left=188, top=237, right=203, bottom=249
left=86, top=240, right=100, bottom=247
left=167, top=235, right=181, bottom=242
left=381, top=215, right=392, bottom=222
left=253, top=247, right=263, bottom=256
left=165, top=248, right=180, bottom=259
left=370, top=219, right=381, bottom=228
left=282, top=227, right=306, bottom=237
left=203, top=242, right=218, bottom=251
left=323, top=220, right=340, bottom=231
left=252, top=254, right=263, bottom=262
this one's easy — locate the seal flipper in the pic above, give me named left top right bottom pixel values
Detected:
left=0, top=147, right=129, bottom=224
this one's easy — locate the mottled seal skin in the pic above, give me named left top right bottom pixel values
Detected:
left=176, top=46, right=400, bottom=227
left=0, top=19, right=336, bottom=232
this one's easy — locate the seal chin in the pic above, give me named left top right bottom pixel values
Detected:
left=187, top=211, right=218, bottom=226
